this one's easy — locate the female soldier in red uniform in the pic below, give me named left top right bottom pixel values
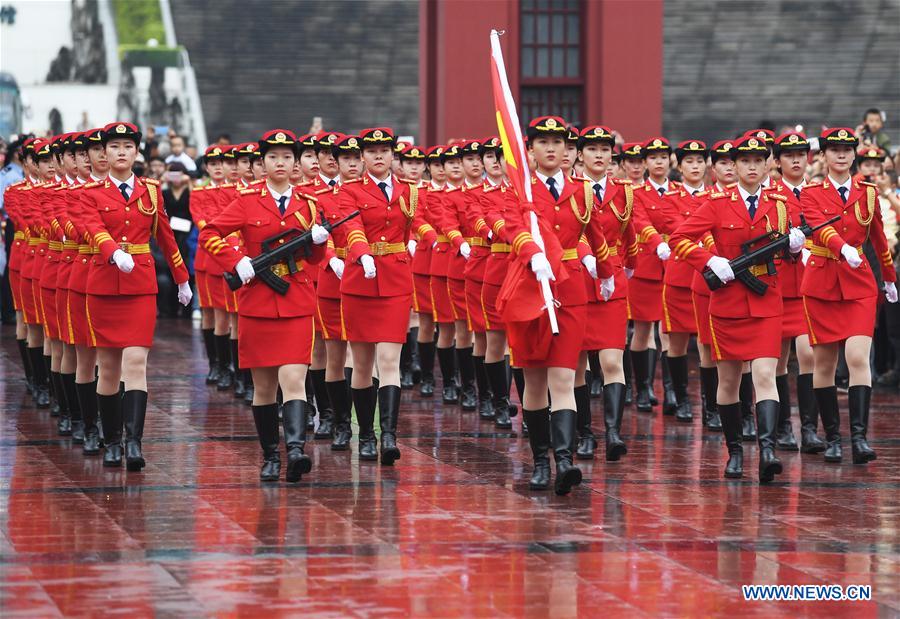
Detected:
left=800, top=127, right=898, bottom=465
left=200, top=129, right=329, bottom=481
left=337, top=127, right=435, bottom=465
left=501, top=116, right=615, bottom=495
left=575, top=126, right=637, bottom=461
left=629, top=138, right=677, bottom=415
left=669, top=135, right=807, bottom=483
left=81, top=122, right=192, bottom=470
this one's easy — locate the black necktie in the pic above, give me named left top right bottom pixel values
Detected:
left=692, top=190, right=699, bottom=196
left=793, top=187, right=801, bottom=200
left=838, top=186, right=848, bottom=204
left=328, top=179, right=336, bottom=187
left=119, top=183, right=130, bottom=201
left=747, top=195, right=758, bottom=219
left=657, top=186, right=665, bottom=196
left=277, top=196, right=287, bottom=215
left=593, top=183, right=603, bottom=202
left=378, top=181, right=389, bottom=201
left=547, top=177, right=559, bottom=200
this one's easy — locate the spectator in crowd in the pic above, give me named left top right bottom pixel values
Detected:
left=141, top=125, right=160, bottom=161
left=165, top=134, right=198, bottom=172
left=856, top=108, right=892, bottom=152
left=147, top=156, right=166, bottom=180
left=214, top=133, right=232, bottom=146
left=159, top=162, right=195, bottom=318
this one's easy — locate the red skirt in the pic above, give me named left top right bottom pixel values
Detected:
left=67, top=291, right=90, bottom=347
left=86, top=294, right=157, bottom=348
left=481, top=282, right=505, bottom=331
left=238, top=314, right=314, bottom=368
left=583, top=298, right=628, bottom=351
left=56, top=289, right=73, bottom=345
left=9, top=270, right=22, bottom=311
left=465, top=279, right=486, bottom=333
left=448, top=277, right=468, bottom=323
left=662, top=284, right=697, bottom=334
left=317, top=296, right=344, bottom=341
left=20, top=278, right=40, bottom=325
left=804, top=296, right=876, bottom=346
left=222, top=279, right=239, bottom=313
left=413, top=274, right=433, bottom=315
left=41, top=286, right=61, bottom=340
left=507, top=304, right=586, bottom=370
left=628, top=278, right=663, bottom=322
left=692, top=292, right=712, bottom=345
left=196, top=271, right=213, bottom=309
left=709, top=314, right=781, bottom=362
left=430, top=276, right=454, bottom=323
left=207, top=273, right=227, bottom=310
left=782, top=297, right=808, bottom=339
left=342, top=293, right=412, bottom=343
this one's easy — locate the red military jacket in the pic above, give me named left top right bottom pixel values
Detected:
left=478, top=181, right=516, bottom=286
left=669, top=189, right=789, bottom=319
left=338, top=174, right=435, bottom=298
left=580, top=176, right=638, bottom=303
left=66, top=181, right=95, bottom=295
left=426, top=184, right=453, bottom=278
left=3, top=180, right=28, bottom=272
left=81, top=176, right=188, bottom=296
left=56, top=181, right=86, bottom=290
left=316, top=185, right=346, bottom=300
left=189, top=184, right=213, bottom=273
left=631, top=180, right=681, bottom=281
left=766, top=181, right=805, bottom=298
left=504, top=173, right=615, bottom=307
left=410, top=183, right=436, bottom=276
left=29, top=182, right=57, bottom=283
left=438, top=182, right=490, bottom=282
left=661, top=187, right=712, bottom=289
left=199, top=184, right=325, bottom=318
left=800, top=179, right=896, bottom=301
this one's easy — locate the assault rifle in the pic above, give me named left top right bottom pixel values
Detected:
left=224, top=210, right=360, bottom=294
left=703, top=214, right=840, bottom=295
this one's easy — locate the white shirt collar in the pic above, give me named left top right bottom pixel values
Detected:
left=761, top=175, right=771, bottom=189
left=586, top=174, right=608, bottom=193
left=89, top=173, right=105, bottom=183
left=368, top=172, right=392, bottom=199
left=737, top=184, right=762, bottom=210
left=111, top=174, right=135, bottom=191
left=485, top=176, right=501, bottom=187
left=431, top=180, right=444, bottom=190
left=320, top=173, right=338, bottom=186
left=782, top=178, right=805, bottom=194
left=65, top=175, right=76, bottom=185
left=682, top=182, right=704, bottom=195
left=535, top=169, right=565, bottom=192
left=266, top=182, right=293, bottom=207
left=828, top=175, right=851, bottom=193
left=648, top=177, right=669, bottom=193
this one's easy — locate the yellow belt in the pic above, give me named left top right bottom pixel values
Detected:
left=334, top=247, right=348, bottom=259
left=808, top=244, right=862, bottom=260
left=48, top=241, right=64, bottom=251
left=271, top=261, right=304, bottom=277
left=465, top=237, right=488, bottom=247
left=562, top=248, right=579, bottom=261
left=14, top=231, right=24, bottom=241
left=435, top=235, right=450, bottom=243
left=491, top=242, right=511, bottom=254
left=118, top=243, right=151, bottom=255
left=369, top=242, right=407, bottom=256
left=63, top=241, right=79, bottom=250
left=78, top=245, right=98, bottom=254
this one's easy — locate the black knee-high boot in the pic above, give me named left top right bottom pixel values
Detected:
left=122, top=390, right=148, bottom=471
left=588, top=352, right=603, bottom=398
left=632, top=349, right=653, bottom=412
left=311, top=369, right=333, bottom=439
left=603, top=382, right=627, bottom=461
left=327, top=379, right=352, bottom=450
left=550, top=409, right=582, bottom=495
left=28, top=347, right=50, bottom=408
left=661, top=351, right=677, bottom=414
left=739, top=372, right=756, bottom=440
left=797, top=374, right=826, bottom=453
left=848, top=385, right=876, bottom=464
left=400, top=330, right=415, bottom=389
left=623, top=348, right=634, bottom=405
left=512, top=367, right=526, bottom=435
left=719, top=402, right=743, bottom=478
left=63, top=373, right=83, bottom=443
left=214, top=334, right=233, bottom=390
left=231, top=339, right=245, bottom=398
left=98, top=393, right=123, bottom=467
left=755, top=399, right=783, bottom=483
left=46, top=355, right=60, bottom=416
left=17, top=339, right=33, bottom=393
left=775, top=374, right=798, bottom=451
left=524, top=408, right=550, bottom=490
left=574, top=373, right=595, bottom=460
left=437, top=346, right=459, bottom=404
left=418, top=340, right=435, bottom=397
left=251, top=403, right=281, bottom=481
left=378, top=385, right=402, bottom=465
left=485, top=360, right=514, bottom=429
left=815, top=386, right=841, bottom=463
left=409, top=327, right=421, bottom=383
left=648, top=348, right=659, bottom=405
left=700, top=366, right=721, bottom=430
left=52, top=371, right=72, bottom=434
left=352, top=385, right=378, bottom=460
left=668, top=355, right=692, bottom=422
left=305, top=373, right=317, bottom=430
left=457, top=346, right=477, bottom=410
left=202, top=328, right=219, bottom=384
left=473, top=354, right=494, bottom=419
left=282, top=400, right=312, bottom=482
left=77, top=380, right=100, bottom=455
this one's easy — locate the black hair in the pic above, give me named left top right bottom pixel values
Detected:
left=864, top=108, right=882, bottom=119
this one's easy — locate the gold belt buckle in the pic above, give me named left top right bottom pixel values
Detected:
left=371, top=241, right=387, bottom=255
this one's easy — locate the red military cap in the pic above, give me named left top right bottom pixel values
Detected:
left=773, top=132, right=809, bottom=156
left=85, top=127, right=104, bottom=145
left=425, top=145, right=445, bottom=161
left=297, top=133, right=317, bottom=152
left=23, top=137, right=37, bottom=152
left=566, top=125, right=580, bottom=143
left=619, top=142, right=643, bottom=160
left=481, top=136, right=502, bottom=153
left=819, top=127, right=859, bottom=150
left=203, top=144, right=228, bottom=161
left=234, top=142, right=258, bottom=158
left=32, top=139, right=52, bottom=159
left=399, top=145, right=426, bottom=161
left=710, top=139, right=735, bottom=162
left=675, top=139, right=708, bottom=162
left=69, top=132, right=88, bottom=151
left=744, top=128, right=775, bottom=145
left=359, top=127, right=396, bottom=148
left=857, top=144, right=886, bottom=163
left=460, top=139, right=483, bottom=155
left=101, top=121, right=142, bottom=145
left=526, top=115, right=567, bottom=140
left=258, top=128, right=300, bottom=155
left=314, top=131, right=342, bottom=153
left=222, top=144, right=238, bottom=159
left=332, top=134, right=361, bottom=157
left=641, top=137, right=671, bottom=157
left=441, top=143, right=463, bottom=161
left=50, top=133, right=67, bottom=153
left=732, top=134, right=769, bottom=158
left=578, top=125, right=615, bottom=149
left=394, top=140, right=411, bottom=155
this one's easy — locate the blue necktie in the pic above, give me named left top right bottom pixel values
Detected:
left=277, top=196, right=287, bottom=215
left=547, top=177, right=559, bottom=200
left=747, top=195, right=758, bottom=219
left=119, top=183, right=130, bottom=201
left=838, top=186, right=848, bottom=204
left=378, top=181, right=389, bottom=201
left=593, top=183, right=603, bottom=202
left=793, top=187, right=801, bottom=200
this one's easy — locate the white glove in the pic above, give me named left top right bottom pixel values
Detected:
left=407, top=239, right=417, bottom=257
left=0, top=245, right=6, bottom=276
left=840, top=244, right=862, bottom=268
left=360, top=254, right=377, bottom=279
left=329, top=256, right=344, bottom=279
left=459, top=241, right=471, bottom=260
left=235, top=256, right=255, bottom=284
left=177, top=281, right=193, bottom=306
left=706, top=255, right=735, bottom=283
left=788, top=228, right=806, bottom=254
left=111, top=249, right=135, bottom=273
left=800, top=248, right=811, bottom=266
left=885, top=282, right=898, bottom=304
left=600, top=275, right=615, bottom=301
left=530, top=252, right=555, bottom=282
left=581, top=255, right=598, bottom=279
left=625, top=267, right=634, bottom=279
left=656, top=242, right=671, bottom=261
left=310, top=224, right=329, bottom=245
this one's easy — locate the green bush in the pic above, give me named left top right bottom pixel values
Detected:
left=111, top=0, right=165, bottom=46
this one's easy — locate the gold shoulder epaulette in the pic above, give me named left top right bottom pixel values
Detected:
left=314, top=187, right=332, bottom=195
left=664, top=190, right=680, bottom=196
left=54, top=185, right=68, bottom=192
left=82, top=181, right=100, bottom=189
left=401, top=178, right=418, bottom=185
left=768, top=193, right=788, bottom=202
left=296, top=191, right=317, bottom=202
left=239, top=187, right=261, bottom=195
left=343, top=178, right=362, bottom=184
left=805, top=181, right=822, bottom=188
left=445, top=186, right=460, bottom=193
left=143, top=177, right=160, bottom=186
left=710, top=191, right=727, bottom=199
left=725, top=182, right=738, bottom=188
left=483, top=184, right=501, bottom=193
left=221, top=183, right=234, bottom=188
left=612, top=177, right=632, bottom=185
left=694, top=190, right=709, bottom=197
left=298, top=180, right=313, bottom=187
left=859, top=180, right=877, bottom=188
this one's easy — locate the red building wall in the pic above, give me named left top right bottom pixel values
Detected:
left=419, top=0, right=663, bottom=145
